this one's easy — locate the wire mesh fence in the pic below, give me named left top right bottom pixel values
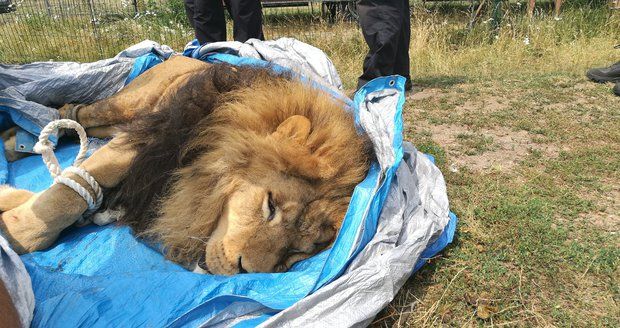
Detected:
left=0, top=0, right=361, bottom=63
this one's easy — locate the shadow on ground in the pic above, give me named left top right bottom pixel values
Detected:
left=413, top=75, right=468, bottom=89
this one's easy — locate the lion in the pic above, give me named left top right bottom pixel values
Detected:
left=0, top=56, right=372, bottom=275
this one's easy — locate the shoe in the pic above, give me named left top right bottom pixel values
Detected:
left=586, top=61, right=620, bottom=83
left=404, top=78, right=413, bottom=92
left=614, top=82, right=620, bottom=97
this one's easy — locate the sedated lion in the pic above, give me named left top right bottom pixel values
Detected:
left=0, top=56, right=373, bottom=275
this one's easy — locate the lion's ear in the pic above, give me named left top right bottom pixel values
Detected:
left=272, top=115, right=311, bottom=145
left=272, top=115, right=337, bottom=179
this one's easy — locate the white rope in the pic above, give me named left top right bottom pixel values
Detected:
left=33, top=119, right=103, bottom=218
left=33, top=119, right=89, bottom=176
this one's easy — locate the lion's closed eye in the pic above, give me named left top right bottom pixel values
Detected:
left=262, top=191, right=277, bottom=221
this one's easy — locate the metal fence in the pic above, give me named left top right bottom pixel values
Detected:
left=0, top=0, right=360, bottom=63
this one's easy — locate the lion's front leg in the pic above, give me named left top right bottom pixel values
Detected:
left=0, top=135, right=136, bottom=254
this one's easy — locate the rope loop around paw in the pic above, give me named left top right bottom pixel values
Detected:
left=33, top=119, right=89, bottom=177
left=33, top=119, right=102, bottom=218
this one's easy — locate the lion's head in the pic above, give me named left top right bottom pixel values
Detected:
left=112, top=65, right=372, bottom=275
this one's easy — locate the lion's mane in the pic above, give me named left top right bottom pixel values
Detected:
left=106, top=63, right=372, bottom=264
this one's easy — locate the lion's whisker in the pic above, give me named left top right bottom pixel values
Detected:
left=188, top=236, right=210, bottom=244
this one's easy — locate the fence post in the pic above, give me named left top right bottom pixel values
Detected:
left=491, top=0, right=502, bottom=31
left=44, top=0, right=52, bottom=16
left=58, top=0, right=66, bottom=19
left=85, top=0, right=105, bottom=59
left=527, top=0, right=535, bottom=18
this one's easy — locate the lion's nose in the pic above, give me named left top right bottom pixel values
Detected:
left=275, top=263, right=287, bottom=272
left=237, top=256, right=248, bottom=274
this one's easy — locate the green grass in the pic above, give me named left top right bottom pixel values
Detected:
left=1, top=2, right=619, bottom=326
left=455, top=133, right=496, bottom=155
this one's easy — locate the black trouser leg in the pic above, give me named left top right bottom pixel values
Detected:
left=357, top=0, right=411, bottom=89
left=183, top=0, right=196, bottom=28
left=394, top=0, right=411, bottom=83
left=224, top=0, right=265, bottom=42
left=185, top=0, right=227, bottom=44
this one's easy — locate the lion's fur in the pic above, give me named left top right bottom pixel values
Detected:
left=107, top=64, right=373, bottom=266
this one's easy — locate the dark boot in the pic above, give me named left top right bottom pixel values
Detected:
left=404, top=78, right=412, bottom=92
left=613, top=82, right=620, bottom=97
left=586, top=61, right=620, bottom=83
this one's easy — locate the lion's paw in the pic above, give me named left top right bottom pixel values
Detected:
left=58, top=104, right=83, bottom=121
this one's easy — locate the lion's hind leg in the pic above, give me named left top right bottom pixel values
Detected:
left=58, top=56, right=211, bottom=139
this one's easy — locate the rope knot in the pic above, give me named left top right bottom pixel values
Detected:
left=32, top=139, right=53, bottom=153
left=34, top=119, right=103, bottom=223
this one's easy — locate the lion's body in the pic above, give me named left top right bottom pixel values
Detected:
left=0, top=56, right=372, bottom=275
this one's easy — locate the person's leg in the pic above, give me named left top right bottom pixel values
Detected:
left=225, top=0, right=264, bottom=42
left=393, top=0, right=412, bottom=90
left=357, top=0, right=407, bottom=89
left=193, top=0, right=227, bottom=44
left=183, top=0, right=196, bottom=28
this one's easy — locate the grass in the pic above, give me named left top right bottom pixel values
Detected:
left=1, top=1, right=619, bottom=326
left=455, top=133, right=496, bottom=155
